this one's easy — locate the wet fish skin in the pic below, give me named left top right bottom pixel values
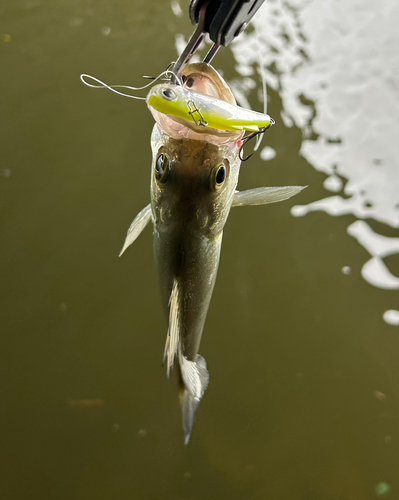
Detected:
left=150, top=125, right=241, bottom=443
left=150, top=126, right=240, bottom=318
left=119, top=186, right=307, bottom=257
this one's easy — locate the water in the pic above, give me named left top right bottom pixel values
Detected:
left=1, top=0, right=399, bottom=498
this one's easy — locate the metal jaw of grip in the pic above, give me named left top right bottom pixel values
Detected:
left=172, top=3, right=208, bottom=79
left=172, top=0, right=265, bottom=79
left=190, top=0, right=265, bottom=46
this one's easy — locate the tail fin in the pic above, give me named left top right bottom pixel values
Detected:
left=179, top=353, right=209, bottom=445
left=163, top=279, right=210, bottom=444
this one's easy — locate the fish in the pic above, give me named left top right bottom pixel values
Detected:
left=120, top=62, right=306, bottom=444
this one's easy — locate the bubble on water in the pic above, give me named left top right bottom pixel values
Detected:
left=374, top=481, right=391, bottom=496
left=70, top=18, right=83, bottom=27
left=323, top=174, right=343, bottom=192
left=2, top=34, right=11, bottom=42
left=383, top=310, right=399, bottom=325
left=171, top=0, right=183, bottom=17
left=101, top=26, right=111, bottom=36
left=342, top=266, right=351, bottom=275
left=260, top=146, right=276, bottom=161
left=58, top=303, right=67, bottom=312
left=374, top=391, right=386, bottom=401
left=1, top=169, right=11, bottom=178
left=137, top=429, right=147, bottom=438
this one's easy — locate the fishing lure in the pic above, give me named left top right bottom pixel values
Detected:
left=146, top=83, right=274, bottom=132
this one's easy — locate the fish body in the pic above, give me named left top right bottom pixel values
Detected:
left=150, top=127, right=241, bottom=442
left=120, top=63, right=306, bottom=443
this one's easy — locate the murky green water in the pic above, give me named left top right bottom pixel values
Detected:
left=2, top=0, right=399, bottom=499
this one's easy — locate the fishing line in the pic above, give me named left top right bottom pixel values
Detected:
left=239, top=122, right=274, bottom=162
left=80, top=74, right=146, bottom=100
left=239, top=15, right=270, bottom=161
left=253, top=17, right=268, bottom=152
left=80, top=68, right=183, bottom=101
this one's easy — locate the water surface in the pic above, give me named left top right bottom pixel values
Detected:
left=1, top=0, right=399, bottom=498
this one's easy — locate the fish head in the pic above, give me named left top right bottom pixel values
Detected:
left=147, top=63, right=245, bottom=146
left=150, top=125, right=241, bottom=237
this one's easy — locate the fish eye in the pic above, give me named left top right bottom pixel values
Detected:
left=155, top=153, right=170, bottom=183
left=162, top=88, right=176, bottom=101
left=186, top=77, right=194, bottom=88
left=216, top=165, right=226, bottom=184
left=210, top=163, right=227, bottom=191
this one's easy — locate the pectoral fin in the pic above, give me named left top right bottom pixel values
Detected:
left=119, top=203, right=152, bottom=256
left=232, top=186, right=307, bottom=207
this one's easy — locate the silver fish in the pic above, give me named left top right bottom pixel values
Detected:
left=120, top=63, right=306, bottom=444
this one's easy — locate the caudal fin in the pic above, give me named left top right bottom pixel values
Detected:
left=179, top=353, right=209, bottom=445
left=163, top=280, right=210, bottom=444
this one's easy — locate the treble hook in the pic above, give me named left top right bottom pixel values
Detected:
left=238, top=119, right=275, bottom=161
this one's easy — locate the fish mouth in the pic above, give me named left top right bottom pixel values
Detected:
left=180, top=63, right=236, bottom=104
left=148, top=63, right=245, bottom=146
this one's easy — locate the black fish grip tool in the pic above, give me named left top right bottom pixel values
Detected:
left=190, top=0, right=265, bottom=46
left=172, top=0, right=265, bottom=77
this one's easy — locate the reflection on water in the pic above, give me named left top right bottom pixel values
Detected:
left=228, top=0, right=399, bottom=322
left=347, top=220, right=399, bottom=290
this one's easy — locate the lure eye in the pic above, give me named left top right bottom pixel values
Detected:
left=155, top=153, right=170, bottom=183
left=210, top=163, right=227, bottom=191
left=162, top=88, right=176, bottom=101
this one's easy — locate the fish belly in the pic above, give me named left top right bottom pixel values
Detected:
left=153, top=228, right=222, bottom=360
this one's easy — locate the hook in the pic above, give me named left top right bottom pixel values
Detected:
left=239, top=120, right=274, bottom=161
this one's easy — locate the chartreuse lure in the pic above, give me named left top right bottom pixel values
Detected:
left=146, top=83, right=274, bottom=132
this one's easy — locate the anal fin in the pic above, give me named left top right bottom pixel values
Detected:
left=163, top=279, right=179, bottom=378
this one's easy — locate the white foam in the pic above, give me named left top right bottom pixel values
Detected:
left=383, top=310, right=399, bottom=326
